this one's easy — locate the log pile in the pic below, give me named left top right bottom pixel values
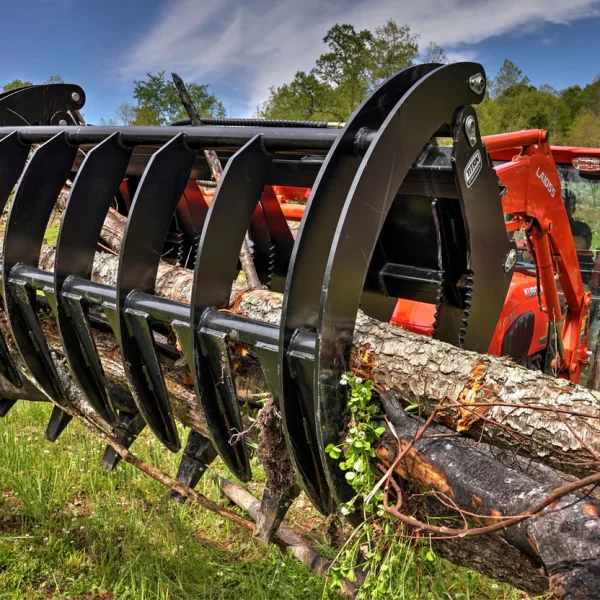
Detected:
left=2, top=206, right=600, bottom=598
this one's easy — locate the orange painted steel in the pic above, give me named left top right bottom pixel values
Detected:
left=190, top=131, right=594, bottom=382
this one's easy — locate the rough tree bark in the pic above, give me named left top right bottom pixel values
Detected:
left=35, top=245, right=600, bottom=480
left=379, top=392, right=600, bottom=600
left=3, top=239, right=599, bottom=595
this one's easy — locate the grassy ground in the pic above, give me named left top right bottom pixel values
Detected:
left=0, top=402, right=533, bottom=600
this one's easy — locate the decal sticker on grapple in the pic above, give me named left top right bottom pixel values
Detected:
left=464, top=150, right=482, bottom=188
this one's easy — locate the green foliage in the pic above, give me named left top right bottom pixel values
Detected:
left=568, top=109, right=600, bottom=148
left=473, top=58, right=600, bottom=145
left=44, top=75, right=64, bottom=85
left=423, top=41, right=449, bottom=65
left=324, top=373, right=409, bottom=598
left=262, top=19, right=420, bottom=122
left=131, top=71, right=225, bottom=126
left=325, top=373, right=384, bottom=515
left=2, top=79, right=33, bottom=93
left=0, top=403, right=335, bottom=599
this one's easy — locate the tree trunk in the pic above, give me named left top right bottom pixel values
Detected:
left=4, top=239, right=600, bottom=595
left=379, top=393, right=600, bottom=600
left=32, top=245, right=600, bottom=477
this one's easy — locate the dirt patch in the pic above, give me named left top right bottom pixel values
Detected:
left=256, top=398, right=296, bottom=494
left=0, top=512, right=21, bottom=534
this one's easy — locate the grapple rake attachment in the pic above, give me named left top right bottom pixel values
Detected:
left=0, top=63, right=515, bottom=520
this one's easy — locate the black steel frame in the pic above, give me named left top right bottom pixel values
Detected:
left=0, top=63, right=515, bottom=515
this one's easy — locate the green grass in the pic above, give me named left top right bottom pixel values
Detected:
left=0, top=402, right=531, bottom=599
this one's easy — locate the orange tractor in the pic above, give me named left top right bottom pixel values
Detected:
left=195, top=132, right=599, bottom=384
left=0, top=63, right=599, bottom=517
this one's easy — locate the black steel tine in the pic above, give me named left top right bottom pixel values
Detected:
left=0, top=328, right=22, bottom=388
left=45, top=404, right=73, bottom=442
left=0, top=398, right=17, bottom=417
left=191, top=135, right=272, bottom=482
left=448, top=106, right=515, bottom=352
left=279, top=64, right=439, bottom=515
left=248, top=202, right=273, bottom=285
left=258, top=187, right=294, bottom=288
left=101, top=411, right=146, bottom=471
left=0, top=132, right=32, bottom=387
left=117, top=133, right=196, bottom=453
left=54, top=133, right=132, bottom=425
left=3, top=132, right=78, bottom=403
left=175, top=180, right=210, bottom=267
left=170, top=430, right=217, bottom=503
left=316, top=63, right=487, bottom=507
left=247, top=187, right=294, bottom=291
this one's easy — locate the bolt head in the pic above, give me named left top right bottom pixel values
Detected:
left=464, top=116, right=478, bottom=147
left=469, top=73, right=486, bottom=95
left=58, top=119, right=68, bottom=126
left=71, top=92, right=80, bottom=103
left=504, top=248, right=517, bottom=272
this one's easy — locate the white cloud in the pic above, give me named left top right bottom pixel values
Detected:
left=120, top=0, right=600, bottom=113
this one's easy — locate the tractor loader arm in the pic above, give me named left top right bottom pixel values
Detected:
left=492, top=130, right=592, bottom=381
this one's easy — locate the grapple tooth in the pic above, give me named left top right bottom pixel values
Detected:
left=3, top=132, right=78, bottom=406
left=163, top=222, right=185, bottom=265
left=176, top=180, right=210, bottom=270
left=279, top=63, right=441, bottom=514
left=116, top=133, right=197, bottom=453
left=191, top=135, right=272, bottom=482
left=170, top=430, right=217, bottom=503
left=0, top=398, right=17, bottom=417
left=45, top=405, right=72, bottom=442
left=450, top=107, right=515, bottom=353
left=101, top=411, right=146, bottom=471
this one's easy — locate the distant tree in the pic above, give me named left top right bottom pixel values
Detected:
left=569, top=109, right=600, bottom=146
left=423, top=41, right=449, bottom=64
left=580, top=76, right=600, bottom=114
left=262, top=20, right=422, bottom=121
left=115, top=103, right=136, bottom=126
left=132, top=71, right=225, bottom=125
left=371, top=20, right=419, bottom=83
left=45, top=74, right=64, bottom=84
left=262, top=72, right=335, bottom=121
left=2, top=79, right=33, bottom=93
left=491, top=59, right=529, bottom=97
left=314, top=24, right=374, bottom=115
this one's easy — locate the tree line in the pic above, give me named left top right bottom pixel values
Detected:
left=3, top=20, right=599, bottom=146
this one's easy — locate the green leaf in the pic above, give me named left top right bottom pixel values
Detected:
left=374, top=426, right=386, bottom=437
left=426, top=549, right=436, bottom=562
left=345, top=472, right=356, bottom=481
left=404, top=403, right=419, bottom=412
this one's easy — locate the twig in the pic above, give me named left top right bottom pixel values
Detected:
left=59, top=403, right=255, bottom=531
left=383, top=446, right=600, bottom=539
left=216, top=476, right=360, bottom=599
left=171, top=72, right=262, bottom=290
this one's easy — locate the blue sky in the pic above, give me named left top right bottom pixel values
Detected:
left=2, top=0, right=600, bottom=123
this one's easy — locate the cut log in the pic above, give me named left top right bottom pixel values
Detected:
left=3, top=238, right=600, bottom=594
left=378, top=392, right=600, bottom=600
left=31, top=244, right=600, bottom=476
